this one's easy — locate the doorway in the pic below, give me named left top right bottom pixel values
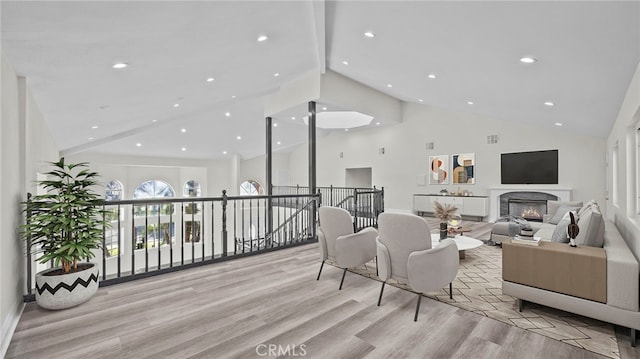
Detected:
left=345, top=167, right=372, bottom=188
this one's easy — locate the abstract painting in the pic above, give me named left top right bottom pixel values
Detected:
left=429, top=155, right=449, bottom=184
left=452, top=153, right=475, bottom=184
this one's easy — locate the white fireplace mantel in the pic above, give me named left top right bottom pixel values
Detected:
left=488, top=186, right=572, bottom=222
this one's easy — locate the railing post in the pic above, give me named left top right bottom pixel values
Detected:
left=353, top=188, right=359, bottom=232
left=26, top=192, right=33, bottom=296
left=330, top=185, right=333, bottom=206
left=222, top=190, right=228, bottom=257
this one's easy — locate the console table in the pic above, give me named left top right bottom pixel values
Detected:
left=414, top=194, right=489, bottom=220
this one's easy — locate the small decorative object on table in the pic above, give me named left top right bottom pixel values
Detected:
left=568, top=212, right=579, bottom=247
left=433, top=200, right=459, bottom=241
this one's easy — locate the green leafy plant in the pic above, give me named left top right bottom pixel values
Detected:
left=22, top=158, right=108, bottom=273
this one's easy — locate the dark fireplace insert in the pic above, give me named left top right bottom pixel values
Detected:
left=508, top=198, right=547, bottom=222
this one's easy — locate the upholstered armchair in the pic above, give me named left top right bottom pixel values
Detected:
left=376, top=212, right=459, bottom=321
left=317, top=206, right=378, bottom=290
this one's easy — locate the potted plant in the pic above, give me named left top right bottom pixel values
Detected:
left=22, top=158, right=108, bottom=310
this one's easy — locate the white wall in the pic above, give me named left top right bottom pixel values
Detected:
left=239, top=152, right=291, bottom=192
left=65, top=153, right=232, bottom=199
left=1, top=53, right=59, bottom=356
left=606, top=61, right=640, bottom=260
left=289, top=102, right=606, bottom=213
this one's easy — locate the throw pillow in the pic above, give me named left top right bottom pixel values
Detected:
left=551, top=218, right=571, bottom=243
left=545, top=201, right=583, bottom=223
left=549, top=205, right=580, bottom=225
left=574, top=206, right=605, bottom=248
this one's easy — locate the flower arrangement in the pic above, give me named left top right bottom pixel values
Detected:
left=433, top=200, right=458, bottom=223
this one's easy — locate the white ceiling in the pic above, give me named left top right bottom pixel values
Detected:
left=2, top=1, right=639, bottom=160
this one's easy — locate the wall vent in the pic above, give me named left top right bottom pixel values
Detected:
left=339, top=152, right=344, bottom=158
left=426, top=142, right=434, bottom=150
left=487, top=134, right=499, bottom=144
left=378, top=147, right=385, bottom=155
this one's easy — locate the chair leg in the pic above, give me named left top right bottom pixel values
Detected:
left=449, top=282, right=453, bottom=300
left=316, top=260, right=324, bottom=281
left=339, top=268, right=347, bottom=290
left=375, top=256, right=379, bottom=277
left=631, top=328, right=636, bottom=347
left=377, top=281, right=386, bottom=306
left=414, top=293, right=422, bottom=322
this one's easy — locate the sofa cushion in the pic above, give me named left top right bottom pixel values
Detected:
left=578, top=200, right=598, bottom=217
left=534, top=223, right=557, bottom=241
left=574, top=205, right=605, bottom=248
left=545, top=200, right=583, bottom=223
left=548, top=205, right=580, bottom=225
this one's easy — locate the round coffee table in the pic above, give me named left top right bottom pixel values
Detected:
left=430, top=233, right=483, bottom=259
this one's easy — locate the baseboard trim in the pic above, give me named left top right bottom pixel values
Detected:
left=1, top=301, right=25, bottom=358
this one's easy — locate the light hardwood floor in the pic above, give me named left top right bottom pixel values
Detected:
left=6, top=242, right=638, bottom=358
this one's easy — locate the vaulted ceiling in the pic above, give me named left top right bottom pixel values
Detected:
left=2, top=1, right=639, bottom=160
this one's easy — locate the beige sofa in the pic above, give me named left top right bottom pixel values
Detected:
left=502, top=216, right=639, bottom=346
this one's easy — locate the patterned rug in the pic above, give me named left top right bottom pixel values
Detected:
left=340, top=220, right=619, bottom=359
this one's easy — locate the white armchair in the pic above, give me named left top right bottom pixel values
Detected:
left=376, top=212, right=459, bottom=321
left=317, top=206, right=378, bottom=290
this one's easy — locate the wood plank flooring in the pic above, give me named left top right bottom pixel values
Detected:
left=9, top=240, right=638, bottom=358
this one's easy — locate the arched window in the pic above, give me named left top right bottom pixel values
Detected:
left=183, top=180, right=201, bottom=197
left=133, top=180, right=176, bottom=249
left=240, top=180, right=264, bottom=196
left=105, top=180, right=123, bottom=201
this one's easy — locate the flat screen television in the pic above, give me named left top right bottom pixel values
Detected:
left=501, top=150, right=558, bottom=184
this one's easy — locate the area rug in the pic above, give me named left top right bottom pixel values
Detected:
left=340, top=220, right=619, bottom=359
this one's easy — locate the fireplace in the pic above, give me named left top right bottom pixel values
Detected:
left=498, top=191, right=559, bottom=220
left=489, top=187, right=572, bottom=222
left=508, top=198, right=546, bottom=222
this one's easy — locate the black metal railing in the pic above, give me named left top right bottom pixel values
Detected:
left=24, top=191, right=319, bottom=298
left=24, top=185, right=384, bottom=298
left=273, top=185, right=384, bottom=231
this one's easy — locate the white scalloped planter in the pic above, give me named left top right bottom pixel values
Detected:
left=35, top=262, right=99, bottom=310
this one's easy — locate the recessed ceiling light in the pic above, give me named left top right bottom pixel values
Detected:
left=88, top=137, right=94, bottom=140
left=467, top=101, right=474, bottom=105
left=345, top=128, right=349, bottom=132
left=291, top=116, right=296, bottom=120
left=91, top=125, right=98, bottom=129
left=152, top=120, right=157, bottom=123
left=386, top=84, right=392, bottom=88
left=225, top=112, right=231, bottom=117
left=376, top=122, right=380, bottom=125
left=236, top=136, right=242, bottom=140
left=231, top=95, right=236, bottom=99
left=428, top=74, right=436, bottom=79
left=273, top=123, right=278, bottom=127
left=520, top=57, right=537, bottom=63
left=273, top=73, right=280, bottom=77
left=322, top=107, right=327, bottom=111
left=342, top=60, right=349, bottom=65
left=418, top=99, right=424, bottom=103
left=181, top=147, right=187, bottom=151
left=277, top=141, right=281, bottom=145
left=257, top=35, right=268, bottom=42
left=181, top=128, right=186, bottom=133
left=173, top=103, right=180, bottom=108
left=364, top=31, right=375, bottom=38
left=544, top=101, right=555, bottom=106
left=112, top=63, right=128, bottom=69
left=136, top=143, right=142, bottom=147
left=207, top=77, right=215, bottom=82
left=555, top=122, right=563, bottom=126
left=223, top=151, right=227, bottom=155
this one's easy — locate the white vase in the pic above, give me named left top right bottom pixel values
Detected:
left=35, top=262, right=99, bottom=310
